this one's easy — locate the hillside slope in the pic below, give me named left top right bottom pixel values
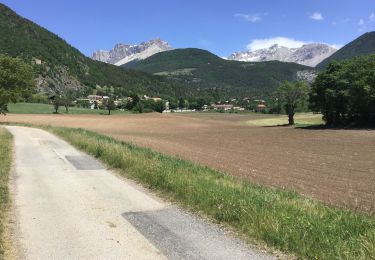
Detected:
left=0, top=3, right=191, bottom=98
left=316, top=32, right=375, bottom=69
left=126, top=48, right=313, bottom=97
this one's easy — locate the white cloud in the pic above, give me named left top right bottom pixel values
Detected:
left=246, top=37, right=308, bottom=51
left=358, top=19, right=365, bottom=25
left=246, top=37, right=342, bottom=51
left=370, top=12, right=375, bottom=22
left=234, top=13, right=264, bottom=23
left=310, top=12, right=324, bottom=21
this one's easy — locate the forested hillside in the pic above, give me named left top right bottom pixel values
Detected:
left=0, top=3, right=314, bottom=99
left=0, top=3, right=197, bottom=99
left=316, top=32, right=375, bottom=70
left=127, top=48, right=313, bottom=97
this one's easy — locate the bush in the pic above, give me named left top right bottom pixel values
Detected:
left=27, top=93, right=49, bottom=104
left=76, top=99, right=91, bottom=108
left=0, top=55, right=36, bottom=114
left=139, top=99, right=165, bottom=113
left=133, top=102, right=143, bottom=113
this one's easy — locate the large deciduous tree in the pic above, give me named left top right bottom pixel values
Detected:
left=103, top=97, right=116, bottom=115
left=310, top=55, right=375, bottom=126
left=0, top=55, right=35, bottom=114
left=277, top=81, right=309, bottom=125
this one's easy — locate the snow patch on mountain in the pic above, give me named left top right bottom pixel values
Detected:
left=92, top=38, right=172, bottom=65
left=114, top=43, right=169, bottom=66
left=228, top=43, right=337, bottom=67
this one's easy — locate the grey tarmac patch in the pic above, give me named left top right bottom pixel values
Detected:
left=123, top=208, right=274, bottom=260
left=65, top=155, right=105, bottom=170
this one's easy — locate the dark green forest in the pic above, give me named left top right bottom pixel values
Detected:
left=126, top=48, right=312, bottom=97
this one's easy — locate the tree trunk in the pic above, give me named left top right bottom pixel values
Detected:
left=288, top=112, right=295, bottom=125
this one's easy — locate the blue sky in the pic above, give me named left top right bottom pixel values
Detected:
left=2, top=0, right=374, bottom=57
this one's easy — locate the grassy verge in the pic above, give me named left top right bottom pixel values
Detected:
left=0, top=127, right=13, bottom=258
left=44, top=126, right=375, bottom=259
left=245, top=113, right=324, bottom=127
left=7, top=103, right=130, bottom=115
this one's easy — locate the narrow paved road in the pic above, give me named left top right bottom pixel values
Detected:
left=6, top=126, right=274, bottom=260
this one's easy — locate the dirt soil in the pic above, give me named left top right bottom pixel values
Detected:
left=2, top=113, right=375, bottom=213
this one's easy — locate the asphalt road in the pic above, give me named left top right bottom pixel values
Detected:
left=6, top=126, right=274, bottom=260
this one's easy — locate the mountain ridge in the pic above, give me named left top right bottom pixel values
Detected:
left=127, top=48, right=313, bottom=97
left=92, top=39, right=172, bottom=66
left=228, top=43, right=337, bottom=67
left=316, top=31, right=375, bottom=69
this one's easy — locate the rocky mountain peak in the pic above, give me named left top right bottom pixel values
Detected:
left=92, top=38, right=172, bottom=66
left=228, top=43, right=337, bottom=67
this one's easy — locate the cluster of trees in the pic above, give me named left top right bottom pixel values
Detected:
left=49, top=84, right=78, bottom=113
left=121, top=95, right=164, bottom=113
left=310, top=54, right=375, bottom=126
left=0, top=55, right=35, bottom=114
left=272, top=54, right=375, bottom=126
left=167, top=97, right=208, bottom=110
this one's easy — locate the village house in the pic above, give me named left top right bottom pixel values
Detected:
left=143, top=95, right=162, bottom=102
left=211, top=104, right=234, bottom=111
left=255, top=100, right=267, bottom=112
left=88, top=95, right=103, bottom=103
left=32, top=58, right=42, bottom=65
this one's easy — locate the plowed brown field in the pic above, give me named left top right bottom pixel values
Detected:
left=2, top=113, right=374, bottom=213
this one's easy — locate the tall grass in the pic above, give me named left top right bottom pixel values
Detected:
left=47, top=127, right=375, bottom=259
left=0, top=128, right=13, bottom=258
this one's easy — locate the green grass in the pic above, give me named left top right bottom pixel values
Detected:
left=245, top=113, right=324, bottom=127
left=42, top=126, right=375, bottom=259
left=7, top=103, right=130, bottom=115
left=0, top=127, right=13, bottom=258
